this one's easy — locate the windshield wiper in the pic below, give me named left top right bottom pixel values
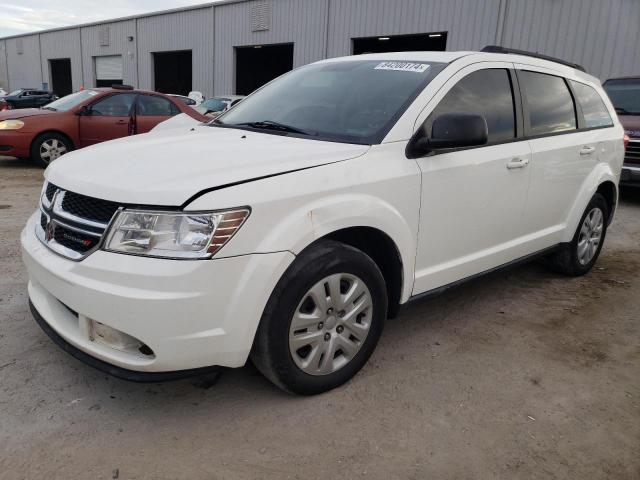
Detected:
left=234, top=120, right=316, bottom=136
left=42, top=106, right=57, bottom=111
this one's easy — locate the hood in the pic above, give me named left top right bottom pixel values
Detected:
left=0, top=108, right=56, bottom=120
left=618, top=114, right=640, bottom=138
left=46, top=125, right=370, bottom=206
left=150, top=113, right=201, bottom=132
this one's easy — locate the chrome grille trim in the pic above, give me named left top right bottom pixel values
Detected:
left=36, top=182, right=119, bottom=261
left=51, top=190, right=110, bottom=230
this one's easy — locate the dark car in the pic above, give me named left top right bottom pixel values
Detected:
left=603, top=77, right=640, bottom=187
left=0, top=86, right=207, bottom=167
left=0, top=88, right=58, bottom=110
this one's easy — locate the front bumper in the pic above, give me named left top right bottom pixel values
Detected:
left=620, top=164, right=640, bottom=187
left=0, top=131, right=32, bottom=158
left=21, top=212, right=294, bottom=374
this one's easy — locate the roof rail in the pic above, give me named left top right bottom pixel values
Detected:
left=481, top=45, right=586, bottom=72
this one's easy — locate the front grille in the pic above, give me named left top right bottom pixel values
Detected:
left=53, top=223, right=99, bottom=253
left=36, top=183, right=122, bottom=260
left=45, top=183, right=57, bottom=201
left=625, top=140, right=640, bottom=165
left=61, top=191, right=120, bottom=224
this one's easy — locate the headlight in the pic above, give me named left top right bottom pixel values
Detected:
left=0, top=119, right=25, bottom=130
left=104, top=208, right=250, bottom=259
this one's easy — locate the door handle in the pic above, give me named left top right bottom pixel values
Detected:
left=506, top=157, right=530, bottom=169
left=580, top=146, right=596, bottom=156
left=115, top=119, right=128, bottom=125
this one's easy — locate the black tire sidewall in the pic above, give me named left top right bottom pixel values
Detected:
left=253, top=241, right=387, bottom=395
left=31, top=133, right=71, bottom=168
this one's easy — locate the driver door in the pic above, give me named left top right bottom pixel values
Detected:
left=78, top=93, right=136, bottom=147
left=411, top=63, right=533, bottom=294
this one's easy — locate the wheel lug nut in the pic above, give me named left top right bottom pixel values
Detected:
left=317, top=322, right=324, bottom=330
left=324, top=333, right=331, bottom=341
left=336, top=325, right=344, bottom=334
left=327, top=308, right=334, bottom=315
left=338, top=310, right=345, bottom=318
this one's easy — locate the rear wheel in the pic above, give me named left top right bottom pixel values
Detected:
left=30, top=133, right=72, bottom=168
left=545, top=193, right=609, bottom=276
left=251, top=240, right=387, bottom=395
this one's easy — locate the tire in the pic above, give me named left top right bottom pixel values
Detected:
left=545, top=193, right=609, bottom=276
left=251, top=239, right=388, bottom=395
left=30, top=133, right=72, bottom=168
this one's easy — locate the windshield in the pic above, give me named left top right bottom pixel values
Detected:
left=42, top=90, right=99, bottom=111
left=202, top=98, right=230, bottom=112
left=603, top=79, right=640, bottom=115
left=8, top=89, right=23, bottom=96
left=217, top=60, right=445, bottom=144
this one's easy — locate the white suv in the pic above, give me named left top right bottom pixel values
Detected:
left=22, top=49, right=624, bottom=394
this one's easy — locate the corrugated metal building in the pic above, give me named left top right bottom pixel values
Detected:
left=0, top=0, right=638, bottom=97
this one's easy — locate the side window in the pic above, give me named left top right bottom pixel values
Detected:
left=570, top=81, right=613, bottom=128
left=138, top=95, right=179, bottom=116
left=426, top=69, right=516, bottom=143
left=90, top=94, right=135, bottom=116
left=519, top=71, right=576, bottom=135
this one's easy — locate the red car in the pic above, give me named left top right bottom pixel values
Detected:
left=0, top=86, right=207, bottom=168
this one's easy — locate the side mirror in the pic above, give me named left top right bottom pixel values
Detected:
left=407, top=113, right=488, bottom=158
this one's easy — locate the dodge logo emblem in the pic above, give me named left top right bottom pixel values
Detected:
left=45, top=220, right=55, bottom=241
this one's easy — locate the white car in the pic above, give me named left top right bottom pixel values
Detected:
left=0, top=88, right=7, bottom=97
left=196, top=95, right=244, bottom=118
left=22, top=49, right=624, bottom=394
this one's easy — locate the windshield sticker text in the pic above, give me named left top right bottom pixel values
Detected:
left=374, top=62, right=430, bottom=73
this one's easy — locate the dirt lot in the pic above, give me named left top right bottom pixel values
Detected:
left=0, top=156, right=638, bottom=480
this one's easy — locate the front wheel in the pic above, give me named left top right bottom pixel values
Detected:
left=251, top=240, right=387, bottom=395
left=545, top=192, right=609, bottom=276
left=30, top=133, right=72, bottom=168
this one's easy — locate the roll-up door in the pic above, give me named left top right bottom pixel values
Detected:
left=95, top=55, right=123, bottom=87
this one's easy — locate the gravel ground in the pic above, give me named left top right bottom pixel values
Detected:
left=0, top=156, right=639, bottom=480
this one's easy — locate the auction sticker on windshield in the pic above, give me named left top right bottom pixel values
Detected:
left=374, top=62, right=430, bottom=73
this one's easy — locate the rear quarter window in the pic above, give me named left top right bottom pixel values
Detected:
left=570, top=81, right=613, bottom=128
left=519, top=71, right=576, bottom=136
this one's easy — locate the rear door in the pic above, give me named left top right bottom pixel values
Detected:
left=78, top=93, right=136, bottom=147
left=412, top=63, right=533, bottom=294
left=135, top=94, right=181, bottom=134
left=516, top=67, right=610, bottom=241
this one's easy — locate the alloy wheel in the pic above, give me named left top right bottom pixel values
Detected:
left=577, top=207, right=604, bottom=265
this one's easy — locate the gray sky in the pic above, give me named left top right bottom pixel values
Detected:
left=0, top=0, right=220, bottom=37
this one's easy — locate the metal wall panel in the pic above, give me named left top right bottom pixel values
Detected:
left=80, top=19, right=137, bottom=87
left=39, top=28, right=83, bottom=92
left=0, top=40, right=8, bottom=92
left=214, top=0, right=329, bottom=94
left=137, top=7, right=215, bottom=97
left=2, top=0, right=639, bottom=93
left=5, top=34, right=42, bottom=91
left=327, top=0, right=502, bottom=57
left=500, top=0, right=640, bottom=79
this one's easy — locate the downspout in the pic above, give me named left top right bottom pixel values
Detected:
left=495, top=0, right=510, bottom=46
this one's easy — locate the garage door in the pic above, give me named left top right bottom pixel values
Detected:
left=95, top=55, right=123, bottom=87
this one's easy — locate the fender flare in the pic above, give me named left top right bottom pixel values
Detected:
left=562, top=163, right=618, bottom=243
left=245, top=193, right=417, bottom=303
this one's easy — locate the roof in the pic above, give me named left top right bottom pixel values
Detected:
left=316, top=50, right=596, bottom=79
left=603, top=76, right=640, bottom=82
left=317, top=51, right=475, bottom=64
